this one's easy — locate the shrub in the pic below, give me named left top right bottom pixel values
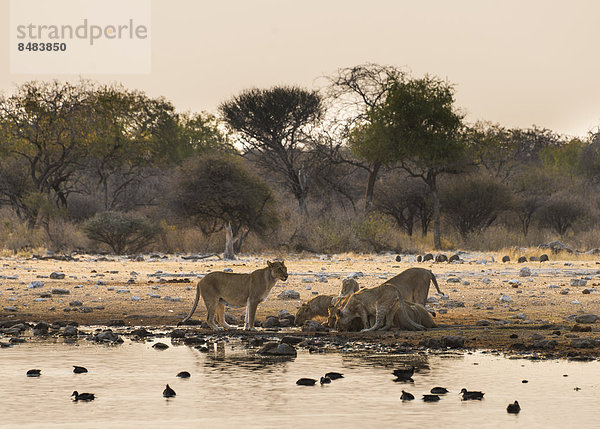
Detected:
left=441, top=176, right=512, bottom=238
left=539, top=197, right=586, bottom=236
left=83, top=211, right=159, bottom=254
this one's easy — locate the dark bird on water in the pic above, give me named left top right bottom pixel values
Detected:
left=325, top=372, right=343, bottom=380
left=400, top=390, right=415, bottom=401
left=392, top=367, right=415, bottom=380
left=296, top=378, right=317, bottom=386
left=460, top=388, right=484, bottom=400
left=430, top=387, right=449, bottom=394
left=176, top=371, right=191, bottom=378
left=422, top=394, right=440, bottom=402
left=73, top=366, right=88, bottom=374
left=71, top=391, right=95, bottom=401
left=507, top=401, right=521, bottom=414
left=320, top=377, right=331, bottom=385
left=26, top=369, right=41, bottom=377
left=163, top=384, right=176, bottom=398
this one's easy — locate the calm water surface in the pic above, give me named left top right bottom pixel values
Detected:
left=1, top=338, right=599, bottom=428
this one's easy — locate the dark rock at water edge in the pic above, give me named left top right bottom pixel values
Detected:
left=257, top=341, right=297, bottom=357
left=92, top=329, right=123, bottom=344
left=302, top=320, right=328, bottom=332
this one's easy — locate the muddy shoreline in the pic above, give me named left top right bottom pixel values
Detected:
left=2, top=252, right=600, bottom=360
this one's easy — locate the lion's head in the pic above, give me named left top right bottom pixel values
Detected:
left=267, top=260, right=288, bottom=281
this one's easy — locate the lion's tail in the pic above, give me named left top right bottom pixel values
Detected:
left=178, top=281, right=201, bottom=326
left=430, top=271, right=443, bottom=295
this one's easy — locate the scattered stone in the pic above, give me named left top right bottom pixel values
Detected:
left=539, top=240, right=574, bottom=254
left=79, top=306, right=93, bottom=313
left=116, top=288, right=131, bottom=293
left=49, top=272, right=65, bottom=279
left=548, top=284, right=560, bottom=289
left=532, top=339, right=557, bottom=350
left=3, top=306, right=17, bottom=312
left=262, top=316, right=280, bottom=329
left=500, top=294, right=512, bottom=302
left=570, top=279, right=587, bottom=287
left=69, top=300, right=83, bottom=307
left=447, top=277, right=461, bottom=283
left=257, top=341, right=297, bottom=357
left=476, top=319, right=492, bottom=326
left=572, top=324, right=592, bottom=332
left=131, top=328, right=153, bottom=338
left=52, top=288, right=70, bottom=295
left=62, top=326, right=78, bottom=337
left=575, top=314, right=599, bottom=324
left=301, top=320, right=328, bottom=332
left=278, top=290, right=300, bottom=300
left=27, top=281, right=44, bottom=289
left=570, top=339, right=598, bottom=348
left=441, top=336, right=465, bottom=348
left=93, top=330, right=123, bottom=343
left=482, top=278, right=491, bottom=284
left=280, top=336, right=303, bottom=345
left=32, top=322, right=49, bottom=335
left=519, top=267, right=531, bottom=277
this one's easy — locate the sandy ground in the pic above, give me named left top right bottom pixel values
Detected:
left=2, top=252, right=600, bottom=357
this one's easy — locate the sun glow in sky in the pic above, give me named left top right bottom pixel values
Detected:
left=1, top=0, right=599, bottom=137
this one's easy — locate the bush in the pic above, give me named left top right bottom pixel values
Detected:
left=539, top=197, right=586, bottom=236
left=83, top=211, right=159, bottom=254
left=441, top=176, right=512, bottom=238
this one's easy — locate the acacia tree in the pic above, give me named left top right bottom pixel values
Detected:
left=219, top=86, right=322, bottom=216
left=0, top=80, right=96, bottom=223
left=325, top=63, right=404, bottom=210
left=368, top=75, right=466, bottom=249
left=172, top=154, right=279, bottom=259
left=85, top=85, right=180, bottom=211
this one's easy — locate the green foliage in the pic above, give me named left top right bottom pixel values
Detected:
left=540, top=138, right=585, bottom=177
left=370, top=75, right=466, bottom=171
left=84, top=211, right=159, bottom=254
left=219, top=85, right=323, bottom=214
left=441, top=176, right=512, bottom=238
left=173, top=112, right=230, bottom=160
left=172, top=153, right=279, bottom=251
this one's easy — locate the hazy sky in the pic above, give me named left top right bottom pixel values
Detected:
left=1, top=0, right=599, bottom=137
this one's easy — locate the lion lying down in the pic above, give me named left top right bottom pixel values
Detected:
left=295, top=278, right=359, bottom=326
left=333, top=283, right=437, bottom=332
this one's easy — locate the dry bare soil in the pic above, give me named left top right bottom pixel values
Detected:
left=2, top=252, right=600, bottom=357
